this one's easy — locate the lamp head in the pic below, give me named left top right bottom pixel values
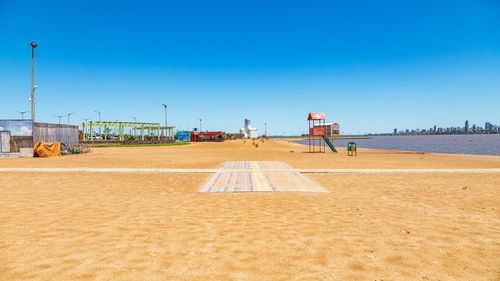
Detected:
left=31, top=42, right=38, bottom=48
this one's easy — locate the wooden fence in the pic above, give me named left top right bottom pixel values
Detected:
left=34, top=123, right=79, bottom=147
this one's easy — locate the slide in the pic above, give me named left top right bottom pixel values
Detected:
left=322, top=135, right=338, bottom=153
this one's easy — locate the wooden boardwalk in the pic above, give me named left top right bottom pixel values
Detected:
left=199, top=161, right=328, bottom=193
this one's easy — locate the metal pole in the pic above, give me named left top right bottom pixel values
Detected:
left=161, top=104, right=168, bottom=139
left=199, top=118, right=202, bottom=132
left=164, top=106, right=167, bottom=127
left=31, top=42, right=37, bottom=135
left=16, top=111, right=28, bottom=120
left=95, top=111, right=101, bottom=136
left=67, top=113, right=73, bottom=124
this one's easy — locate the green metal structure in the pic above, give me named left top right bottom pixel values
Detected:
left=80, top=121, right=175, bottom=141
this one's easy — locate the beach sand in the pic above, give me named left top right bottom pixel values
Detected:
left=0, top=139, right=499, bottom=280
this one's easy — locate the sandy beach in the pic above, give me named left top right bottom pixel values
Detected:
left=0, top=139, right=499, bottom=280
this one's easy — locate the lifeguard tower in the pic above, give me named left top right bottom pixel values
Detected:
left=307, top=112, right=338, bottom=153
left=307, top=112, right=326, bottom=153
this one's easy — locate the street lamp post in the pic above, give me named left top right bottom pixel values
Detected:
left=16, top=111, right=27, bottom=120
left=199, top=118, right=202, bottom=132
left=94, top=110, right=101, bottom=136
left=30, top=42, right=37, bottom=133
left=56, top=115, right=64, bottom=125
left=264, top=122, right=267, bottom=136
left=161, top=104, right=167, bottom=127
left=67, top=112, right=74, bottom=124
left=82, top=118, right=89, bottom=136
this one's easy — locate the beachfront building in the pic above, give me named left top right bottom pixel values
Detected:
left=313, top=122, right=340, bottom=137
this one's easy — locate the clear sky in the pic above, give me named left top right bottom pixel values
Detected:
left=1, top=0, right=499, bottom=135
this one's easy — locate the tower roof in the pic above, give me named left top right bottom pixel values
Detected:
left=307, top=112, right=326, bottom=120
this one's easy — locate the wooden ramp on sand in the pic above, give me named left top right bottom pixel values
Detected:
left=199, top=161, right=328, bottom=193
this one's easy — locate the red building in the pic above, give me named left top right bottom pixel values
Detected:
left=190, top=131, right=223, bottom=142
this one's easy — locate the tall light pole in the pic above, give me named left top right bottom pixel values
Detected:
left=132, top=116, right=137, bottom=123
left=161, top=104, right=167, bottom=127
left=16, top=111, right=28, bottom=120
left=56, top=115, right=64, bottom=125
left=67, top=112, right=74, bottom=124
left=82, top=118, right=89, bottom=135
left=94, top=110, right=101, bottom=136
left=199, top=118, right=202, bottom=132
left=30, top=42, right=37, bottom=133
left=264, top=122, right=267, bottom=136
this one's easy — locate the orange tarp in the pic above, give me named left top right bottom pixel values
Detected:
left=34, top=141, right=61, bottom=157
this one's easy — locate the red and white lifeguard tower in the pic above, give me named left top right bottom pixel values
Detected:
left=307, top=112, right=326, bottom=153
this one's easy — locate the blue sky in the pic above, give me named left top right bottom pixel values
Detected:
left=0, top=0, right=499, bottom=135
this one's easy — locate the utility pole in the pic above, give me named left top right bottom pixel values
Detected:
left=161, top=104, right=167, bottom=127
left=30, top=42, right=37, bottom=134
left=56, top=115, right=64, bottom=125
left=94, top=110, right=101, bottom=136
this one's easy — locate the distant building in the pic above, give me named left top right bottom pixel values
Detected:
left=485, top=122, right=491, bottom=130
left=393, top=128, right=397, bottom=135
left=465, top=120, right=469, bottom=132
left=240, top=118, right=258, bottom=138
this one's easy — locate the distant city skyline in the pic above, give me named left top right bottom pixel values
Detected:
left=1, top=1, right=499, bottom=135
left=388, top=120, right=499, bottom=136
